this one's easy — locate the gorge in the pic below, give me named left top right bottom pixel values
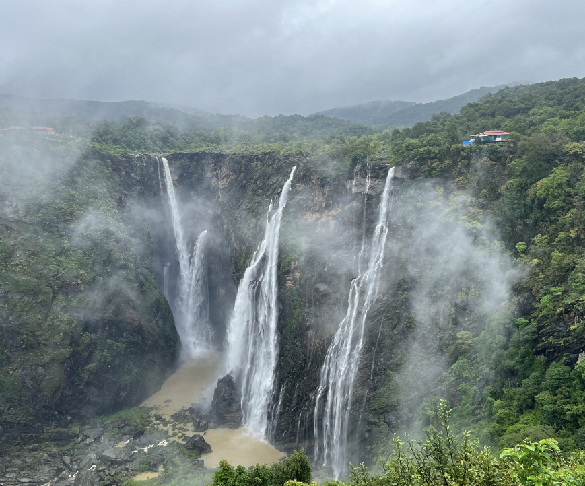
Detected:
left=3, top=77, right=585, bottom=485
left=0, top=145, right=512, bottom=483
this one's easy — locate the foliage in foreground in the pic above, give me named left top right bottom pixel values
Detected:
left=326, top=402, right=585, bottom=486
left=211, top=450, right=311, bottom=486
left=203, top=402, right=585, bottom=486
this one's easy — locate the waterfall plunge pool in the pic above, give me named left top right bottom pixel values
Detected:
left=141, top=351, right=285, bottom=469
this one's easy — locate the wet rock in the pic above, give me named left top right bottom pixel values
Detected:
left=192, top=417, right=210, bottom=432
left=59, top=470, right=72, bottom=479
left=82, top=428, right=103, bottom=441
left=350, top=177, right=387, bottom=195
left=41, top=427, right=77, bottom=444
left=74, top=470, right=100, bottom=486
left=171, top=406, right=210, bottom=431
left=171, top=406, right=199, bottom=422
left=80, top=453, right=97, bottom=469
left=314, top=283, right=331, bottom=304
left=184, top=435, right=212, bottom=455
left=100, top=447, right=131, bottom=464
left=0, top=449, right=64, bottom=486
left=210, top=374, right=242, bottom=428
left=54, top=479, right=75, bottom=486
left=134, top=432, right=162, bottom=447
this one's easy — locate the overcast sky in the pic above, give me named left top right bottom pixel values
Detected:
left=1, top=0, right=584, bottom=117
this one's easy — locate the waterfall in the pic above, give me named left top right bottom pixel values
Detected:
left=160, top=157, right=212, bottom=359
left=163, top=263, right=170, bottom=299
left=226, top=166, right=297, bottom=438
left=314, top=167, right=395, bottom=479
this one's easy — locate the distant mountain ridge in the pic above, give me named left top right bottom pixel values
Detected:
left=0, top=94, right=249, bottom=129
left=0, top=94, right=381, bottom=141
left=312, top=84, right=518, bottom=127
left=315, top=100, right=417, bottom=124
left=0, top=83, right=521, bottom=138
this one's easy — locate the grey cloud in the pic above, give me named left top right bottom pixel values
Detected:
left=1, top=0, right=584, bottom=117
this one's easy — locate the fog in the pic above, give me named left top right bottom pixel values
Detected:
left=1, top=0, right=585, bottom=117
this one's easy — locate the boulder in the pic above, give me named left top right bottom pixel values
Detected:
left=100, top=447, right=131, bottom=464
left=74, top=470, right=99, bottom=486
left=210, top=374, right=242, bottom=428
left=192, top=417, right=210, bottom=432
left=184, top=434, right=212, bottom=455
left=80, top=453, right=97, bottom=469
left=171, top=406, right=211, bottom=431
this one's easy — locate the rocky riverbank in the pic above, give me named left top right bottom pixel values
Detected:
left=0, top=352, right=286, bottom=486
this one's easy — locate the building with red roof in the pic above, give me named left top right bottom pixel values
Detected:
left=469, top=129, right=510, bottom=144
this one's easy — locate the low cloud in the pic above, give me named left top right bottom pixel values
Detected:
left=0, top=0, right=584, bottom=117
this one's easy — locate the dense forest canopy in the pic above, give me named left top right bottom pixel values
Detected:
left=312, top=84, right=515, bottom=128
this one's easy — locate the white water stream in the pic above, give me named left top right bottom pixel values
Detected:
left=160, top=157, right=212, bottom=359
left=225, top=166, right=297, bottom=438
left=314, top=167, right=395, bottom=479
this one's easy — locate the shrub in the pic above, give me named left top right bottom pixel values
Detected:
left=211, top=450, right=311, bottom=486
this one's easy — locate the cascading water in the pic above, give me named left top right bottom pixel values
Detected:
left=226, top=166, right=297, bottom=438
left=314, top=167, right=395, bottom=479
left=163, top=263, right=170, bottom=299
left=160, top=157, right=212, bottom=359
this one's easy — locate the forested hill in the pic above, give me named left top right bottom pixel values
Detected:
left=0, top=94, right=249, bottom=130
left=0, top=97, right=378, bottom=143
left=0, top=83, right=514, bottom=141
left=340, top=75, right=585, bottom=450
left=312, top=99, right=416, bottom=124
left=312, top=83, right=516, bottom=127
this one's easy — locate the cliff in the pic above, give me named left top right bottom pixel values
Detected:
left=0, top=145, right=177, bottom=448
left=0, top=142, right=514, bottom=470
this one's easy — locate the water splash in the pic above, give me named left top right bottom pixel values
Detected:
left=226, top=166, right=297, bottom=438
left=314, top=167, right=395, bottom=479
left=160, top=157, right=212, bottom=359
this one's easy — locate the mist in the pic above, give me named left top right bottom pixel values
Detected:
left=383, top=179, right=519, bottom=435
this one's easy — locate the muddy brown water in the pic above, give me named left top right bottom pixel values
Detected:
left=140, top=351, right=285, bottom=469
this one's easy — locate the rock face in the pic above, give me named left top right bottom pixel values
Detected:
left=74, top=470, right=100, bottom=486
left=184, top=434, right=212, bottom=455
left=0, top=151, right=178, bottom=449
left=0, top=449, right=68, bottom=486
left=163, top=152, right=388, bottom=460
left=211, top=374, right=243, bottom=428
left=100, top=447, right=131, bottom=464
left=1, top=147, right=403, bottom=468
